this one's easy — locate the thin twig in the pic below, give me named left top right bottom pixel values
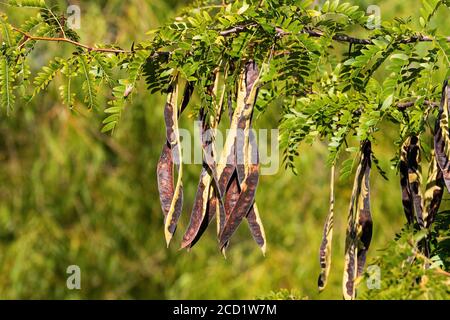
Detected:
left=12, top=27, right=132, bottom=54
left=415, top=251, right=450, bottom=277
left=219, top=24, right=450, bottom=44
left=397, top=100, right=440, bottom=110
left=307, top=30, right=450, bottom=44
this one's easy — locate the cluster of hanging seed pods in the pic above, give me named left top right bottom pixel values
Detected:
left=399, top=81, right=450, bottom=253
left=157, top=61, right=266, bottom=255
left=318, top=141, right=373, bottom=300
left=318, top=80, right=450, bottom=300
left=157, top=62, right=449, bottom=299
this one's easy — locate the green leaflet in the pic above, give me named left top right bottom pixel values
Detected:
left=59, top=58, right=77, bottom=108
left=102, top=81, right=127, bottom=133
left=8, top=0, right=47, bottom=9
left=435, top=80, right=450, bottom=191
left=0, top=14, right=15, bottom=48
left=102, top=51, right=151, bottom=133
left=318, top=165, right=335, bottom=292
left=343, top=141, right=372, bottom=300
left=14, top=15, right=42, bottom=44
left=32, top=58, right=64, bottom=98
left=78, top=55, right=98, bottom=110
left=0, top=56, right=15, bottom=115
left=92, top=52, right=115, bottom=88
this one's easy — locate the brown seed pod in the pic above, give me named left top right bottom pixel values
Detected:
left=181, top=166, right=211, bottom=249
left=343, top=141, right=372, bottom=300
left=181, top=70, right=227, bottom=250
left=246, top=205, right=267, bottom=254
left=400, top=134, right=445, bottom=257
left=218, top=61, right=261, bottom=250
left=158, top=80, right=187, bottom=247
left=423, top=151, right=445, bottom=229
left=400, top=138, right=416, bottom=225
left=434, top=80, right=450, bottom=191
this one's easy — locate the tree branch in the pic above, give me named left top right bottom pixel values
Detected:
left=13, top=27, right=132, bottom=54
left=219, top=24, right=450, bottom=44
left=397, top=100, right=440, bottom=110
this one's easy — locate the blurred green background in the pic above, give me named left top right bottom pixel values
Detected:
left=0, top=0, right=448, bottom=299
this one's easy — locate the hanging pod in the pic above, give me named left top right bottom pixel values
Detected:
left=400, top=136, right=424, bottom=227
left=422, top=150, right=445, bottom=229
left=435, top=80, right=450, bottom=191
left=399, top=133, right=445, bottom=256
left=318, top=165, right=335, bottom=292
left=181, top=71, right=225, bottom=250
left=342, top=141, right=373, bottom=300
left=157, top=81, right=194, bottom=246
left=157, top=81, right=184, bottom=246
left=400, top=79, right=450, bottom=244
left=399, top=135, right=444, bottom=229
left=397, top=81, right=450, bottom=256
left=176, top=62, right=266, bottom=254
left=181, top=164, right=213, bottom=249
left=218, top=61, right=265, bottom=253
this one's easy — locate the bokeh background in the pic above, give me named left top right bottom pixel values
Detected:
left=0, top=0, right=448, bottom=299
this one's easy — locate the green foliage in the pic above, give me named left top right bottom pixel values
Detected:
left=258, top=289, right=307, bottom=300
left=0, top=56, right=15, bottom=114
left=0, top=0, right=449, bottom=300
left=8, top=0, right=47, bottom=9
left=32, top=58, right=64, bottom=97
left=360, top=213, right=450, bottom=299
left=1, top=0, right=449, bottom=145
left=58, top=57, right=77, bottom=108
left=78, top=55, right=98, bottom=110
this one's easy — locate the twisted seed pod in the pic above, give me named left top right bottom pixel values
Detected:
left=181, top=70, right=227, bottom=249
left=400, top=136, right=424, bottom=227
left=434, top=80, right=450, bottom=191
left=423, top=151, right=444, bottom=229
left=400, top=137, right=416, bottom=225
left=181, top=166, right=211, bottom=249
left=157, top=81, right=192, bottom=247
left=219, top=61, right=261, bottom=250
left=343, top=141, right=372, bottom=300
left=318, top=165, right=335, bottom=292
